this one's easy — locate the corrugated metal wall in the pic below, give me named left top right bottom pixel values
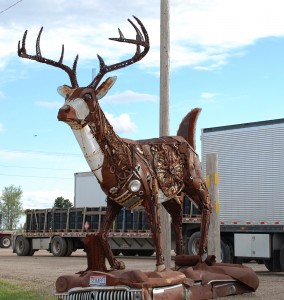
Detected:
left=201, top=121, right=284, bottom=222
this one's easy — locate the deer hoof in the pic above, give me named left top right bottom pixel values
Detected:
left=112, top=260, right=125, bottom=270
left=155, top=264, right=166, bottom=272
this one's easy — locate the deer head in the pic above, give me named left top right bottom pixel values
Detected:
left=18, top=16, right=150, bottom=130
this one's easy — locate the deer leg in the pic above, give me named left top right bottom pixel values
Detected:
left=144, top=181, right=165, bottom=271
left=162, top=198, right=183, bottom=255
left=97, top=198, right=125, bottom=270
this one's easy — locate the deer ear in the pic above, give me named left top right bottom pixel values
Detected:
left=96, top=76, right=117, bottom=100
left=57, top=85, right=72, bottom=98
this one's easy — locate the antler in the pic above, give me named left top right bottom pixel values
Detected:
left=18, top=27, right=79, bottom=88
left=88, top=15, right=150, bottom=89
left=18, top=16, right=149, bottom=90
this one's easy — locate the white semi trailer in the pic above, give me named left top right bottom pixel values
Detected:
left=200, top=117, right=284, bottom=271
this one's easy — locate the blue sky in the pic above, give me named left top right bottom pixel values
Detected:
left=1, top=0, right=284, bottom=209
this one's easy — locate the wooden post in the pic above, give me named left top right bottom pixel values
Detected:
left=160, top=0, right=171, bottom=268
left=206, top=153, right=221, bottom=262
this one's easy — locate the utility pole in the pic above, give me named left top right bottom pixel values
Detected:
left=206, top=153, right=221, bottom=262
left=160, top=0, right=171, bottom=268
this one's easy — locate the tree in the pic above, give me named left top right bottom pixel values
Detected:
left=0, top=185, right=23, bottom=230
left=53, top=196, right=73, bottom=209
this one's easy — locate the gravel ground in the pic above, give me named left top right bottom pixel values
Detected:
left=1, top=248, right=284, bottom=299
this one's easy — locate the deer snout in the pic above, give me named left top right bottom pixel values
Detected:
left=57, top=105, right=76, bottom=121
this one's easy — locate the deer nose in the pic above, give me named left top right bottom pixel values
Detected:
left=57, top=105, right=72, bottom=121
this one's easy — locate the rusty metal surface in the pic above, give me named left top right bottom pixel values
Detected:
left=56, top=255, right=258, bottom=299
left=152, top=284, right=187, bottom=300
left=175, top=255, right=259, bottom=293
left=18, top=16, right=212, bottom=272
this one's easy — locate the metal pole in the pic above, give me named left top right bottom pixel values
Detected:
left=160, top=0, right=171, bottom=268
left=206, top=153, right=221, bottom=262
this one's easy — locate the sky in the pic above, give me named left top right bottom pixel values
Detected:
left=0, top=0, right=284, bottom=210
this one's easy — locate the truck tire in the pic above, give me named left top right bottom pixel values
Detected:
left=264, top=249, right=281, bottom=272
left=0, top=236, right=11, bottom=248
left=187, top=231, right=200, bottom=255
left=15, top=236, right=31, bottom=256
left=187, top=231, right=233, bottom=263
left=28, top=248, right=36, bottom=256
left=221, top=239, right=233, bottom=263
left=65, top=238, right=73, bottom=257
left=51, top=236, right=67, bottom=257
left=279, top=243, right=284, bottom=272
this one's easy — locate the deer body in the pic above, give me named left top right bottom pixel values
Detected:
left=18, top=17, right=212, bottom=271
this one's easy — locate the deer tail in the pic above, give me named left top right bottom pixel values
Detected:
left=176, top=108, right=201, bottom=150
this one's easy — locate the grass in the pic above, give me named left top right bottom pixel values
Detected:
left=0, top=280, right=55, bottom=300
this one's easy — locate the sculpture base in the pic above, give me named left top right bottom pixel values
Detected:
left=55, top=255, right=259, bottom=299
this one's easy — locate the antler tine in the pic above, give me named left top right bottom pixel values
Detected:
left=88, top=16, right=150, bottom=89
left=18, top=27, right=79, bottom=88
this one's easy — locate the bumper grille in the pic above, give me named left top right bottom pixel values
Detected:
left=56, top=286, right=144, bottom=300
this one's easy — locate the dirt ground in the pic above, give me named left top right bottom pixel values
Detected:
left=1, top=248, right=284, bottom=299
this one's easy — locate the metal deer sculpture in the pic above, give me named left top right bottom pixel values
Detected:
left=18, top=16, right=211, bottom=271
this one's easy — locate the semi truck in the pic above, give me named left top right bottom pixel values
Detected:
left=13, top=117, right=284, bottom=272
left=200, top=117, right=284, bottom=272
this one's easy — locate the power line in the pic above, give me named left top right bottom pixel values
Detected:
left=0, top=173, right=72, bottom=180
left=0, top=164, right=75, bottom=172
left=0, top=148, right=81, bottom=157
left=0, top=0, right=23, bottom=15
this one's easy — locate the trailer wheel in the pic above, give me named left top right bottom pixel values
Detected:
left=187, top=232, right=233, bottom=262
left=51, top=236, right=67, bottom=257
left=187, top=232, right=200, bottom=255
left=264, top=249, right=282, bottom=272
left=279, top=243, right=284, bottom=271
left=0, top=236, right=11, bottom=248
left=221, top=239, right=233, bottom=263
left=15, top=236, right=31, bottom=256
left=65, top=238, right=73, bottom=257
left=264, top=258, right=281, bottom=272
left=28, top=248, right=35, bottom=256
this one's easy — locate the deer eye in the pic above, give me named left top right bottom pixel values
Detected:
left=83, top=93, right=92, bottom=101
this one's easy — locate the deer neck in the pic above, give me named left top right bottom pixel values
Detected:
left=71, top=104, right=128, bottom=183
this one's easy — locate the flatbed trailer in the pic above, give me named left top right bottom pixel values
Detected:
left=13, top=206, right=154, bottom=257
left=13, top=197, right=203, bottom=258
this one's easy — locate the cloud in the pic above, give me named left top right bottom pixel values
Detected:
left=1, top=0, right=284, bottom=73
left=200, top=92, right=220, bottom=103
left=105, top=112, right=137, bottom=134
left=22, top=189, right=73, bottom=209
left=201, top=92, right=220, bottom=99
left=0, top=149, right=80, bottom=162
left=35, top=101, right=62, bottom=108
left=103, top=90, right=157, bottom=103
left=0, top=123, right=4, bottom=132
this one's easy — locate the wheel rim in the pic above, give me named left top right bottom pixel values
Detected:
left=17, top=240, right=23, bottom=252
left=53, top=240, right=60, bottom=254
left=2, top=237, right=11, bottom=247
left=191, top=239, right=199, bottom=255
